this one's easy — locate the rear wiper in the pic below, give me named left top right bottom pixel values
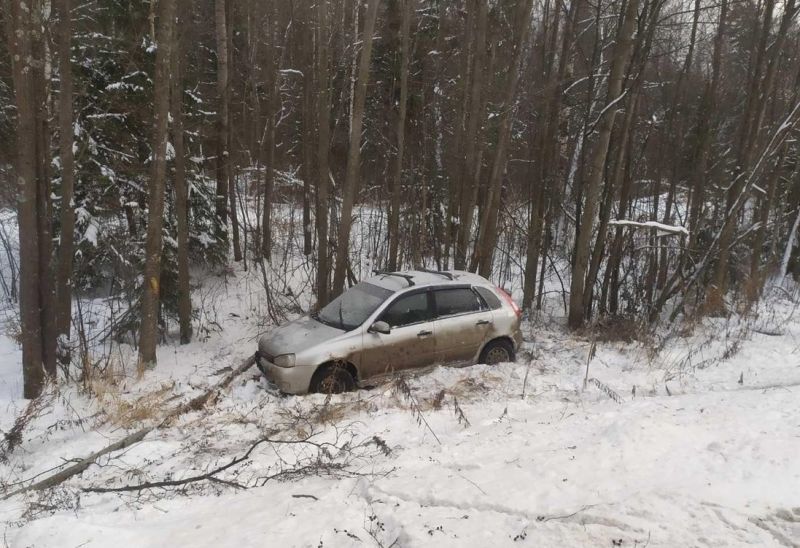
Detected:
left=338, top=300, right=345, bottom=330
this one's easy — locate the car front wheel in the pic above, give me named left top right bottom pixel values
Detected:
left=479, top=339, right=515, bottom=365
left=310, top=363, right=356, bottom=394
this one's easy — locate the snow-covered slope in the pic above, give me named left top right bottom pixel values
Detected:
left=2, top=268, right=800, bottom=547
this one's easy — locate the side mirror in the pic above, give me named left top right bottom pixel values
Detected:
left=369, top=321, right=391, bottom=335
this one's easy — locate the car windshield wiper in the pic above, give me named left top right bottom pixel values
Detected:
left=311, top=310, right=335, bottom=328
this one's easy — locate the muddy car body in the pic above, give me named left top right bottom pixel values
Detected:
left=256, top=270, right=523, bottom=394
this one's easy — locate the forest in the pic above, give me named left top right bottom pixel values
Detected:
left=2, top=0, right=800, bottom=400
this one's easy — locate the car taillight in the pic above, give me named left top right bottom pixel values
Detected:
left=497, top=287, right=521, bottom=318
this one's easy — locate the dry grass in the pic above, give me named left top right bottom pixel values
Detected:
left=701, top=285, right=727, bottom=317
left=582, top=315, right=644, bottom=344
left=0, top=387, right=55, bottom=461
left=90, top=376, right=175, bottom=428
left=275, top=398, right=374, bottom=438
left=740, top=274, right=764, bottom=312
left=311, top=399, right=372, bottom=425
left=84, top=354, right=161, bottom=428
left=447, top=372, right=501, bottom=399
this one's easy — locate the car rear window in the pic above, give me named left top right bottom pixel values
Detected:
left=380, top=292, right=432, bottom=327
left=474, top=286, right=502, bottom=310
left=434, top=287, right=482, bottom=317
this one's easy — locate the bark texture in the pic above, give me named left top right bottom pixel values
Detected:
left=138, top=0, right=177, bottom=371
left=568, top=0, right=639, bottom=329
left=331, top=0, right=381, bottom=298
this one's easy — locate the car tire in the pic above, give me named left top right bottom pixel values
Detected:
left=479, top=339, right=515, bottom=365
left=310, top=363, right=356, bottom=394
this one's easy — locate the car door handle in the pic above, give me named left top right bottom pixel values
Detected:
left=417, top=330, right=432, bottom=337
left=476, top=319, right=491, bottom=325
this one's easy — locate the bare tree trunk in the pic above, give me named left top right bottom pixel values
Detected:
left=711, top=0, right=795, bottom=304
left=8, top=0, right=53, bottom=397
left=779, top=204, right=800, bottom=284
left=245, top=0, right=262, bottom=255
left=55, top=0, right=76, bottom=337
left=454, top=0, right=487, bottom=270
left=586, top=90, right=638, bottom=316
left=522, top=0, right=561, bottom=309
left=522, top=0, right=577, bottom=310
left=746, top=0, right=798, bottom=289
left=655, top=0, right=701, bottom=291
left=387, top=0, right=412, bottom=272
left=138, top=0, right=177, bottom=372
left=568, top=0, right=639, bottom=329
left=473, top=0, right=533, bottom=277
left=171, top=8, right=192, bottom=345
left=654, top=101, right=800, bottom=321
left=301, top=3, right=315, bottom=257
left=445, top=1, right=472, bottom=269
left=748, top=149, right=783, bottom=296
left=602, top=94, right=639, bottom=315
left=34, top=0, right=57, bottom=382
left=229, top=163, right=243, bottom=262
left=260, top=2, right=278, bottom=260
left=261, top=116, right=276, bottom=260
left=584, top=0, right=662, bottom=318
left=315, top=0, right=332, bottom=307
left=215, top=0, right=230, bottom=245
left=226, top=0, right=242, bottom=262
left=685, top=0, right=727, bottom=261
left=437, top=1, right=455, bottom=268
left=331, top=0, right=380, bottom=298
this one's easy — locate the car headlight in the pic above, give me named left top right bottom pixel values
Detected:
left=273, top=353, right=296, bottom=368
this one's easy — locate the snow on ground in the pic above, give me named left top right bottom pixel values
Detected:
left=1, top=232, right=799, bottom=547
left=1, top=266, right=799, bottom=547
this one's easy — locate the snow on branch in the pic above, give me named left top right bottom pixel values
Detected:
left=608, top=219, right=689, bottom=237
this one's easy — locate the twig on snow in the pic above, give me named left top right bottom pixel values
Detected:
left=393, top=377, right=441, bottom=444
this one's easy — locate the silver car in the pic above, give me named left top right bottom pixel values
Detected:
left=255, top=269, right=523, bottom=394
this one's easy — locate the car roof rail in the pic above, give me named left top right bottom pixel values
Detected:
left=372, top=270, right=415, bottom=286
left=414, top=267, right=454, bottom=280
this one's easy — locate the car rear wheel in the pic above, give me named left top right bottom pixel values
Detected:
left=310, top=363, right=356, bottom=394
left=479, top=339, right=515, bottom=365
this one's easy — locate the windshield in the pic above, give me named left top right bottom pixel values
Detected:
left=314, top=282, right=393, bottom=331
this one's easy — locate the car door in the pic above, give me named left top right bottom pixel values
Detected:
left=360, top=290, right=436, bottom=378
left=433, top=286, right=494, bottom=365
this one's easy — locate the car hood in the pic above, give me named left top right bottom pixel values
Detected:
left=258, top=315, right=345, bottom=357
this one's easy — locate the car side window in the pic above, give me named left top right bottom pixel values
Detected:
left=474, top=286, right=502, bottom=310
left=380, top=292, right=432, bottom=327
left=434, top=288, right=482, bottom=318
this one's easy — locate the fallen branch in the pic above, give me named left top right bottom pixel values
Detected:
left=82, top=432, right=267, bottom=493
left=292, top=493, right=319, bottom=501
left=83, top=430, right=375, bottom=494
left=3, top=355, right=255, bottom=499
left=536, top=504, right=594, bottom=522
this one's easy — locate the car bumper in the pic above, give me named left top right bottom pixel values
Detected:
left=255, top=351, right=314, bottom=394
